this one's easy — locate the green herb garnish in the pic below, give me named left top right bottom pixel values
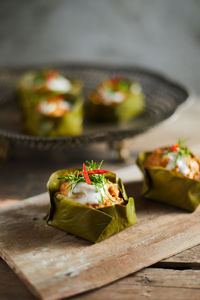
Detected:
left=58, top=161, right=115, bottom=204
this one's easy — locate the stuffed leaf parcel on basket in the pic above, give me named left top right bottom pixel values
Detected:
left=17, top=69, right=83, bottom=136
left=87, top=77, right=145, bottom=123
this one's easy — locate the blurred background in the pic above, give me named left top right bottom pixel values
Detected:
left=0, top=0, right=200, bottom=201
left=0, top=0, right=200, bottom=92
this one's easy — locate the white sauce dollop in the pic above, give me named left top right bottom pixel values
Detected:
left=100, top=89, right=125, bottom=105
left=38, top=100, right=71, bottom=115
left=68, top=182, right=107, bottom=205
left=39, top=101, right=57, bottom=115
left=46, top=76, right=72, bottom=93
left=164, top=153, right=190, bottom=175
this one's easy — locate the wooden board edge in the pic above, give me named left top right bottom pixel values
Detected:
left=0, top=248, right=42, bottom=299
left=38, top=220, right=200, bottom=300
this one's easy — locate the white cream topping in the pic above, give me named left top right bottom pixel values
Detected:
left=39, top=101, right=57, bottom=115
left=68, top=182, right=107, bottom=205
left=99, top=89, right=125, bottom=105
left=38, top=100, right=71, bottom=115
left=46, top=76, right=71, bottom=92
left=164, top=153, right=190, bottom=175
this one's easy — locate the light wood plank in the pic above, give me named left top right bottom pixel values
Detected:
left=2, top=259, right=200, bottom=300
left=1, top=184, right=200, bottom=300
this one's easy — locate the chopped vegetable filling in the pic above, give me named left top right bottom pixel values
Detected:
left=37, top=95, right=71, bottom=117
left=57, top=161, right=124, bottom=208
left=89, top=77, right=141, bottom=105
left=144, top=139, right=200, bottom=181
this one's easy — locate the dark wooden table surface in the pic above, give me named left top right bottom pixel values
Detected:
left=1, top=100, right=200, bottom=299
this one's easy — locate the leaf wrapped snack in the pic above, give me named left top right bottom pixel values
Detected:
left=47, top=162, right=137, bottom=243
left=20, top=94, right=83, bottom=136
left=86, top=77, right=145, bottom=123
left=137, top=141, right=200, bottom=211
left=17, top=70, right=83, bottom=136
left=18, top=69, right=82, bottom=98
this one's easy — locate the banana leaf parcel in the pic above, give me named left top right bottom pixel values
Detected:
left=17, top=70, right=82, bottom=98
left=19, top=94, right=83, bottom=137
left=137, top=152, right=200, bottom=212
left=87, top=79, right=145, bottom=123
left=17, top=70, right=83, bottom=136
left=47, top=169, right=137, bottom=243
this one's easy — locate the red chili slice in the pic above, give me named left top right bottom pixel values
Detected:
left=171, top=144, right=179, bottom=152
left=91, top=169, right=109, bottom=174
left=48, top=95, right=65, bottom=102
left=46, top=70, right=59, bottom=81
left=62, top=169, right=109, bottom=177
left=83, top=163, right=91, bottom=185
left=78, top=169, right=109, bottom=175
left=110, top=76, right=123, bottom=84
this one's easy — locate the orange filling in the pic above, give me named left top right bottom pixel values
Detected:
left=144, top=147, right=200, bottom=181
left=37, top=96, right=70, bottom=117
left=58, top=180, right=124, bottom=209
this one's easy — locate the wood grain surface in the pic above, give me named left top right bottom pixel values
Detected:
left=73, top=269, right=200, bottom=300
left=1, top=98, right=200, bottom=300
left=1, top=179, right=200, bottom=300
left=1, top=257, right=200, bottom=300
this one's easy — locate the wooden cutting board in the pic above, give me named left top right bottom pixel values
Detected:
left=1, top=167, right=200, bottom=300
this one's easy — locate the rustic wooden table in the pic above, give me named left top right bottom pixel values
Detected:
left=1, top=97, right=200, bottom=300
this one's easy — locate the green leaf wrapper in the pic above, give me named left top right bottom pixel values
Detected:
left=137, top=152, right=200, bottom=212
left=19, top=94, right=83, bottom=137
left=47, top=169, right=137, bottom=243
left=86, top=83, right=145, bottom=123
left=17, top=72, right=83, bottom=136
